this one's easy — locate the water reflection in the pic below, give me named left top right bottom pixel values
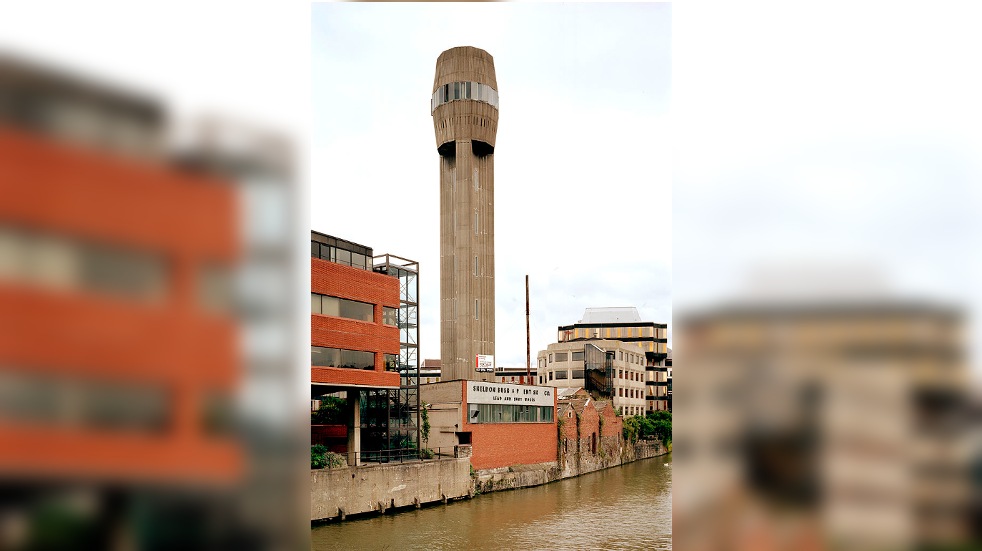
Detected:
left=312, top=454, right=672, bottom=550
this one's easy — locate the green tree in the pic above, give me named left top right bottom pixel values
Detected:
left=311, top=397, right=346, bottom=424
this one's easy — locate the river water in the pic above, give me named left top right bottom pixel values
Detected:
left=312, top=454, right=672, bottom=550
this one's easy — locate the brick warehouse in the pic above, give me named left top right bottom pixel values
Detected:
left=310, top=231, right=419, bottom=464
left=420, top=379, right=557, bottom=471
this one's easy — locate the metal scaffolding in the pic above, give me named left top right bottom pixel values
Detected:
left=373, top=254, right=420, bottom=451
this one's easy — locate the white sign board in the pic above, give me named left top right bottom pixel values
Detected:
left=467, top=381, right=554, bottom=407
left=475, top=354, right=495, bottom=373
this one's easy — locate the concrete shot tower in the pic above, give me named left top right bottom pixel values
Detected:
left=431, top=46, right=498, bottom=382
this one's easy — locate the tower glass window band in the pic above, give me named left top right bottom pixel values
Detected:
left=431, top=81, right=499, bottom=113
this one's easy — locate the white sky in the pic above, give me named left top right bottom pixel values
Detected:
left=2, top=1, right=980, bottom=375
left=311, top=3, right=673, bottom=368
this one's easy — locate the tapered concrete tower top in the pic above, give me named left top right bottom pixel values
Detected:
left=431, top=46, right=498, bottom=382
left=431, top=46, right=499, bottom=153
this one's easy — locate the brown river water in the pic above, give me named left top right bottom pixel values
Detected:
left=312, top=454, right=672, bottom=550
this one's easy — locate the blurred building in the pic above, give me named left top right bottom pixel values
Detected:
left=675, top=302, right=973, bottom=550
left=0, top=54, right=253, bottom=549
left=310, top=231, right=419, bottom=465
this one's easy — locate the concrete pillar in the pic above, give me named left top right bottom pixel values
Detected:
left=347, top=391, right=361, bottom=467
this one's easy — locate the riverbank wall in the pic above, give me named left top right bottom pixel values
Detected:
left=310, top=456, right=472, bottom=522
left=309, top=439, right=668, bottom=521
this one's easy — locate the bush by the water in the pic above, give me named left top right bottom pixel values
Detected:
left=623, top=410, right=671, bottom=446
left=311, top=444, right=346, bottom=469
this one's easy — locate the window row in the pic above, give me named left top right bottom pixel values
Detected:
left=430, top=81, right=499, bottom=113
left=618, top=369, right=642, bottom=382
left=619, top=387, right=643, bottom=399
left=0, top=225, right=170, bottom=302
left=561, top=326, right=662, bottom=340
left=468, top=403, right=553, bottom=424
left=547, top=369, right=585, bottom=381
left=311, top=241, right=372, bottom=271
left=311, top=293, right=374, bottom=323
left=311, top=346, right=376, bottom=370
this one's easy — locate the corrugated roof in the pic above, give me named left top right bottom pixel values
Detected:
left=578, top=307, right=642, bottom=324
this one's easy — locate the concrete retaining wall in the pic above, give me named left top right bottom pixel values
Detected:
left=311, top=441, right=670, bottom=522
left=311, top=457, right=472, bottom=521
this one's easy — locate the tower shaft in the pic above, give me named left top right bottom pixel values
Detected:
left=432, top=46, right=498, bottom=381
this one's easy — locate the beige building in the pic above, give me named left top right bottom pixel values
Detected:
left=558, top=307, right=668, bottom=354
left=432, top=46, right=498, bottom=382
left=674, top=302, right=971, bottom=550
left=537, top=339, right=647, bottom=417
left=543, top=308, right=670, bottom=414
left=419, top=358, right=442, bottom=385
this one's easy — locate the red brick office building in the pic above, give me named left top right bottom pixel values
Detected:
left=311, top=231, right=419, bottom=463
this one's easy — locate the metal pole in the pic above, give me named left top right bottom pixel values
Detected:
left=526, top=274, right=530, bottom=384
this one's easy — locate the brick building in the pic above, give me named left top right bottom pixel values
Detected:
left=420, top=379, right=557, bottom=470
left=310, top=231, right=419, bottom=464
left=556, top=397, right=625, bottom=478
left=0, top=61, right=240, bottom=485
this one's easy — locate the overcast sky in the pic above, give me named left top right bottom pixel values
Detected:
left=2, top=1, right=980, bottom=376
left=311, top=3, right=673, bottom=367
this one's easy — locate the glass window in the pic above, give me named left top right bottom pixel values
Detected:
left=548, top=354, right=553, bottom=363
left=571, top=351, right=584, bottom=361
left=320, top=295, right=340, bottom=317
left=351, top=252, right=365, bottom=270
left=572, top=369, right=584, bottom=379
left=549, top=371, right=553, bottom=381
left=311, top=241, right=319, bottom=258
left=384, top=354, right=399, bottom=371
left=336, top=248, right=351, bottom=266
left=475, top=299, right=479, bottom=320
left=454, top=82, right=459, bottom=100
left=555, top=370, right=568, bottom=380
left=383, top=306, right=398, bottom=326
left=465, top=82, right=471, bottom=98
left=339, top=298, right=373, bottom=322
left=311, top=346, right=340, bottom=367
left=555, top=352, right=568, bottom=362
left=333, top=349, right=372, bottom=369
left=311, top=293, right=321, bottom=314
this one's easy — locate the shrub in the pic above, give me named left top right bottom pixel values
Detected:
left=622, top=415, right=641, bottom=442
left=311, top=444, right=327, bottom=469
left=324, top=451, right=346, bottom=468
left=311, top=445, right=347, bottom=469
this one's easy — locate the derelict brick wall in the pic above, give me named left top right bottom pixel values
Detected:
left=576, top=403, right=600, bottom=455
left=599, top=404, right=623, bottom=438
